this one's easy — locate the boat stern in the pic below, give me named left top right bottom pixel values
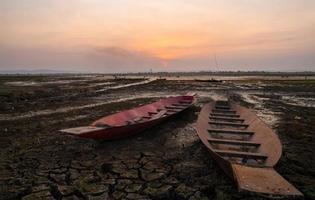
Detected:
left=231, top=164, right=303, bottom=198
left=60, top=126, right=105, bottom=136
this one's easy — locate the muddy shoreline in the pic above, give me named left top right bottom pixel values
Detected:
left=0, top=75, right=314, bottom=200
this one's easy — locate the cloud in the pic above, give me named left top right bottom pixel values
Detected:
left=94, top=46, right=134, bottom=57
left=85, top=46, right=164, bottom=72
left=93, top=46, right=161, bottom=60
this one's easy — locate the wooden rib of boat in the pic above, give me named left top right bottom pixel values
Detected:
left=196, top=100, right=303, bottom=197
left=60, top=93, right=196, bottom=140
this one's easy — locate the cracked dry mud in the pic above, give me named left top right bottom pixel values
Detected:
left=1, top=76, right=315, bottom=200
left=1, top=109, right=225, bottom=200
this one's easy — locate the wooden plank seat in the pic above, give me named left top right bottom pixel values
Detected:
left=151, top=110, right=167, bottom=119
left=215, top=105, right=231, bottom=110
left=140, top=110, right=168, bottom=120
left=162, top=113, right=171, bottom=117
left=165, top=106, right=183, bottom=110
left=178, top=100, right=192, bottom=104
left=215, top=100, right=229, bottom=104
left=212, top=109, right=236, bottom=114
left=209, top=116, right=245, bottom=122
left=166, top=110, right=177, bottom=113
left=210, top=113, right=240, bottom=118
left=126, top=117, right=150, bottom=124
left=209, top=121, right=249, bottom=127
left=208, top=138, right=261, bottom=147
left=148, top=111, right=158, bottom=115
left=214, top=149, right=268, bottom=160
left=126, top=116, right=145, bottom=124
left=208, top=129, right=254, bottom=135
left=164, top=109, right=179, bottom=115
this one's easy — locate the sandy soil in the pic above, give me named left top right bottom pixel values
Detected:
left=0, top=75, right=314, bottom=200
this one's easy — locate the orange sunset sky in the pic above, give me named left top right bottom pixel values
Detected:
left=1, top=0, right=315, bottom=72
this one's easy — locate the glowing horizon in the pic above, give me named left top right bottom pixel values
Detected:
left=1, top=0, right=315, bottom=72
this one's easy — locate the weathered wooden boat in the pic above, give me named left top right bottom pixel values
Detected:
left=60, top=93, right=196, bottom=140
left=196, top=100, right=303, bottom=197
left=194, top=78, right=222, bottom=83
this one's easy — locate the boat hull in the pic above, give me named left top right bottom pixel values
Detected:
left=61, top=94, right=195, bottom=140
left=75, top=112, right=168, bottom=140
left=196, top=100, right=303, bottom=197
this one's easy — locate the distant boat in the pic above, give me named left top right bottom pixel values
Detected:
left=196, top=100, right=303, bottom=197
left=157, top=76, right=166, bottom=80
left=60, top=93, right=196, bottom=140
left=194, top=78, right=222, bottom=83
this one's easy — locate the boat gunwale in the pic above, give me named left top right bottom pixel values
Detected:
left=196, top=101, right=282, bottom=168
left=60, top=94, right=196, bottom=139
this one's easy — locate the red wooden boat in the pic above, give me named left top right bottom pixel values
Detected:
left=196, top=100, right=303, bottom=197
left=60, top=93, right=196, bottom=140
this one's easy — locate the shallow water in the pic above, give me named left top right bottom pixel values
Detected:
left=238, top=92, right=280, bottom=126
left=281, top=95, right=315, bottom=107
left=128, top=75, right=315, bottom=81
left=95, top=78, right=156, bottom=92
left=5, top=79, right=88, bottom=86
left=0, top=92, right=171, bottom=121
